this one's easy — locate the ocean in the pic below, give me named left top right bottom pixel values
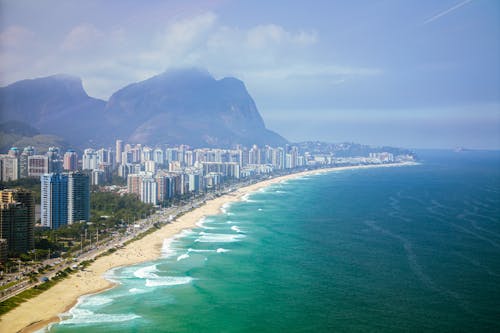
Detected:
left=48, top=150, right=500, bottom=332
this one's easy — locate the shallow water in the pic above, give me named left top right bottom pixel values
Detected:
left=49, top=150, right=500, bottom=332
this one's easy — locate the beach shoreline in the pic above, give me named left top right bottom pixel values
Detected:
left=0, top=162, right=417, bottom=333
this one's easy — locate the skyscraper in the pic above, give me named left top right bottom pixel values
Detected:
left=0, top=239, right=7, bottom=263
left=47, top=147, right=62, bottom=173
left=141, top=176, right=157, bottom=205
left=41, top=172, right=90, bottom=229
left=19, top=146, right=35, bottom=178
left=0, top=189, right=35, bottom=254
left=153, top=148, right=164, bottom=165
left=116, top=139, right=123, bottom=165
left=127, top=173, right=143, bottom=197
left=41, top=173, right=68, bottom=229
left=63, top=150, right=78, bottom=171
left=82, top=149, right=98, bottom=170
left=0, top=155, right=19, bottom=181
left=28, top=155, right=49, bottom=177
left=188, top=173, right=201, bottom=193
left=67, top=172, right=90, bottom=224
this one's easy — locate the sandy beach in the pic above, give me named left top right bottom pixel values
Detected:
left=0, top=162, right=415, bottom=333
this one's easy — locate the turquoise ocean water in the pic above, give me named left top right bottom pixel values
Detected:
left=48, top=150, right=500, bottom=332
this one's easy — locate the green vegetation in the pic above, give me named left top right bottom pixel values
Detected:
left=0, top=258, right=98, bottom=316
left=0, top=268, right=73, bottom=316
left=121, top=221, right=164, bottom=247
left=90, top=192, right=154, bottom=224
left=29, top=192, right=155, bottom=258
left=0, top=280, right=22, bottom=292
left=0, top=183, right=154, bottom=315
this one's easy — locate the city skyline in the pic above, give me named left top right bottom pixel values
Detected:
left=1, top=139, right=414, bottom=209
left=0, top=0, right=499, bottom=149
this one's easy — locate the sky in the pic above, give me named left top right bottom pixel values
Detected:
left=0, top=0, right=499, bottom=149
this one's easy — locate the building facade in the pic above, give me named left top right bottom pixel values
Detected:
left=0, top=189, right=35, bottom=254
left=0, top=155, right=19, bottom=181
left=67, top=172, right=90, bottom=224
left=41, top=173, right=68, bottom=229
left=28, top=155, right=49, bottom=177
left=63, top=150, right=78, bottom=171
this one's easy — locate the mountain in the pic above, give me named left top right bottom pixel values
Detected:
left=105, top=68, right=287, bottom=147
left=0, top=120, right=40, bottom=136
left=0, top=120, right=69, bottom=153
left=0, top=69, right=287, bottom=149
left=0, top=74, right=108, bottom=147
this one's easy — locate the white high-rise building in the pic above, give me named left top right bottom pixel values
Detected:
left=0, top=155, right=19, bottom=181
left=142, top=147, right=153, bottom=162
left=141, top=176, right=157, bottom=205
left=144, top=160, right=156, bottom=174
left=115, top=139, right=123, bottom=165
left=82, top=149, right=98, bottom=170
left=188, top=173, right=201, bottom=193
left=153, top=148, right=164, bottom=165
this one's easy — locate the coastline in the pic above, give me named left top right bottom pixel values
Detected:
left=0, top=162, right=417, bottom=333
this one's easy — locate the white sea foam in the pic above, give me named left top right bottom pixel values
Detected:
left=188, top=248, right=214, bottom=253
left=161, top=238, right=176, bottom=258
left=196, top=217, right=207, bottom=228
left=129, top=288, right=146, bottom=293
left=79, top=295, right=113, bottom=308
left=145, top=276, right=193, bottom=287
left=195, top=233, right=245, bottom=243
left=258, top=208, right=263, bottom=211
left=221, top=203, right=235, bottom=215
left=103, top=267, right=122, bottom=284
left=221, top=203, right=230, bottom=213
left=161, top=229, right=197, bottom=258
left=231, top=226, right=244, bottom=233
left=177, top=253, right=190, bottom=261
left=134, top=264, right=158, bottom=279
left=195, top=217, right=216, bottom=229
left=60, top=308, right=140, bottom=325
left=216, top=248, right=230, bottom=253
left=241, top=193, right=257, bottom=202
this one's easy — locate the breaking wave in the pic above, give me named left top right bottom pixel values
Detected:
left=195, top=233, right=245, bottom=243
left=145, top=276, right=193, bottom=287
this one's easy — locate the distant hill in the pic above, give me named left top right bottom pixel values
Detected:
left=295, top=141, right=416, bottom=157
left=104, top=68, right=287, bottom=147
left=0, top=74, right=108, bottom=147
left=0, top=120, right=69, bottom=153
left=0, top=69, right=287, bottom=150
left=0, top=120, right=40, bottom=136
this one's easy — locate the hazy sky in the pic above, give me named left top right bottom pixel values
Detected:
left=1, top=0, right=499, bottom=149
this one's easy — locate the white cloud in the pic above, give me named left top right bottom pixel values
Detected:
left=0, top=25, right=35, bottom=49
left=245, top=24, right=317, bottom=49
left=163, top=11, right=217, bottom=50
left=61, top=23, right=104, bottom=51
left=0, top=11, right=380, bottom=101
